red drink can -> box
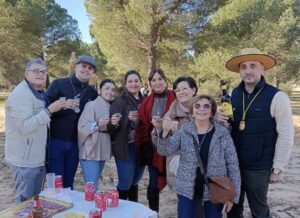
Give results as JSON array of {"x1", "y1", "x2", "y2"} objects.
[
  {"x1": 95, "y1": 191, "x2": 107, "y2": 211},
  {"x1": 89, "y1": 208, "x2": 102, "y2": 218},
  {"x1": 55, "y1": 175, "x2": 63, "y2": 188},
  {"x1": 84, "y1": 182, "x2": 95, "y2": 201},
  {"x1": 106, "y1": 189, "x2": 119, "y2": 207}
]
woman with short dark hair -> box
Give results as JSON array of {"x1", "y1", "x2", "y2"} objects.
[{"x1": 152, "y1": 76, "x2": 198, "y2": 190}]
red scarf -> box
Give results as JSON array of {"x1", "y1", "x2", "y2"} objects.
[{"x1": 135, "y1": 90, "x2": 176, "y2": 190}]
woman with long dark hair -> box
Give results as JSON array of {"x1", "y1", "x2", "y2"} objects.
[
  {"x1": 78, "y1": 79, "x2": 116, "y2": 191},
  {"x1": 135, "y1": 68, "x2": 176, "y2": 211},
  {"x1": 107, "y1": 70, "x2": 145, "y2": 202}
]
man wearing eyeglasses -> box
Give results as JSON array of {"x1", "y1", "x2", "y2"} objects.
[
  {"x1": 46, "y1": 55, "x2": 98, "y2": 189},
  {"x1": 218, "y1": 48, "x2": 294, "y2": 218},
  {"x1": 5, "y1": 59, "x2": 65, "y2": 203}
]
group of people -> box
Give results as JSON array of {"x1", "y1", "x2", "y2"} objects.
[{"x1": 5, "y1": 47, "x2": 294, "y2": 218}]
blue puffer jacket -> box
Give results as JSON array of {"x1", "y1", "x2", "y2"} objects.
[{"x1": 157, "y1": 120, "x2": 241, "y2": 203}]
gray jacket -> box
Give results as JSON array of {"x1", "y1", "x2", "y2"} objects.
[
  {"x1": 157, "y1": 120, "x2": 241, "y2": 203},
  {"x1": 5, "y1": 80, "x2": 50, "y2": 168}
]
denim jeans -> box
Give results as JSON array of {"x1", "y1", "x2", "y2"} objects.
[
  {"x1": 47, "y1": 138, "x2": 79, "y2": 189},
  {"x1": 115, "y1": 143, "x2": 145, "y2": 190},
  {"x1": 228, "y1": 169, "x2": 271, "y2": 218},
  {"x1": 9, "y1": 164, "x2": 46, "y2": 203},
  {"x1": 177, "y1": 195, "x2": 204, "y2": 218},
  {"x1": 178, "y1": 194, "x2": 223, "y2": 218},
  {"x1": 80, "y1": 160, "x2": 105, "y2": 191},
  {"x1": 148, "y1": 165, "x2": 159, "y2": 188},
  {"x1": 204, "y1": 201, "x2": 223, "y2": 218}
]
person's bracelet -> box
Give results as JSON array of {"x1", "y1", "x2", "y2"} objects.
[{"x1": 45, "y1": 107, "x2": 52, "y2": 117}]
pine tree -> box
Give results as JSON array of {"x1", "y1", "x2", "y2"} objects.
[{"x1": 85, "y1": 0, "x2": 221, "y2": 79}]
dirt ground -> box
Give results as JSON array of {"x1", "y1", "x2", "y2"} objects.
[{"x1": 0, "y1": 105, "x2": 299, "y2": 218}]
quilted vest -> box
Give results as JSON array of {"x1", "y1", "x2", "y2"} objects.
[{"x1": 231, "y1": 78, "x2": 279, "y2": 170}]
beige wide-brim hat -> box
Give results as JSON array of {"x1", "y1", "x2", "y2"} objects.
[{"x1": 226, "y1": 48, "x2": 276, "y2": 73}]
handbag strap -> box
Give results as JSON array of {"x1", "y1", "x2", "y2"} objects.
[{"x1": 192, "y1": 132, "x2": 210, "y2": 185}]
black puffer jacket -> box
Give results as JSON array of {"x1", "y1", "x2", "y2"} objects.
[
  {"x1": 46, "y1": 74, "x2": 98, "y2": 142},
  {"x1": 108, "y1": 91, "x2": 143, "y2": 160}
]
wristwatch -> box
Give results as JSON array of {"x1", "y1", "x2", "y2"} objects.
[{"x1": 272, "y1": 168, "x2": 282, "y2": 175}]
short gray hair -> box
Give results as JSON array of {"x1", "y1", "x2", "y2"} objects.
[{"x1": 25, "y1": 59, "x2": 47, "y2": 71}]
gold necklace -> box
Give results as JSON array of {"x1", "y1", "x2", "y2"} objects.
[{"x1": 239, "y1": 87, "x2": 263, "y2": 131}]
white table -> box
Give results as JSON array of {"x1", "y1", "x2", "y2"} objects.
[{"x1": 41, "y1": 189, "x2": 157, "y2": 218}]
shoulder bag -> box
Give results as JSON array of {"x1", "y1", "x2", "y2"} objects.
[{"x1": 192, "y1": 137, "x2": 236, "y2": 204}]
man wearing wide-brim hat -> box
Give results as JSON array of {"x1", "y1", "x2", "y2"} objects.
[{"x1": 219, "y1": 48, "x2": 294, "y2": 217}]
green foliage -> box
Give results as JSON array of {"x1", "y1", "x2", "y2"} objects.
[
  {"x1": 1, "y1": 0, "x2": 299, "y2": 90},
  {"x1": 193, "y1": 0, "x2": 300, "y2": 86},
  {"x1": 190, "y1": 48, "x2": 235, "y2": 81},
  {"x1": 0, "y1": 0, "x2": 105, "y2": 87},
  {"x1": 0, "y1": 0, "x2": 33, "y2": 85},
  {"x1": 86, "y1": 0, "x2": 300, "y2": 88},
  {"x1": 86, "y1": 0, "x2": 221, "y2": 80}
]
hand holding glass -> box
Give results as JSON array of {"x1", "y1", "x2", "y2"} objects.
[
  {"x1": 128, "y1": 110, "x2": 139, "y2": 121},
  {"x1": 111, "y1": 113, "x2": 122, "y2": 125},
  {"x1": 98, "y1": 117, "x2": 110, "y2": 127},
  {"x1": 152, "y1": 115, "x2": 163, "y2": 129},
  {"x1": 73, "y1": 95, "x2": 80, "y2": 113}
]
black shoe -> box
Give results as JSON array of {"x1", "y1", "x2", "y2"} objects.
[
  {"x1": 128, "y1": 185, "x2": 138, "y2": 202},
  {"x1": 117, "y1": 188, "x2": 129, "y2": 200},
  {"x1": 147, "y1": 186, "x2": 159, "y2": 212}
]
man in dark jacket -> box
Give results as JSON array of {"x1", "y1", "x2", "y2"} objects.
[
  {"x1": 46, "y1": 55, "x2": 98, "y2": 189},
  {"x1": 219, "y1": 48, "x2": 294, "y2": 218}
]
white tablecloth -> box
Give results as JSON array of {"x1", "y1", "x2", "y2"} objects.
[{"x1": 41, "y1": 189, "x2": 157, "y2": 218}]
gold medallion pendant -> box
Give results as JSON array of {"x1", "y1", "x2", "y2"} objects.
[{"x1": 239, "y1": 120, "x2": 245, "y2": 131}]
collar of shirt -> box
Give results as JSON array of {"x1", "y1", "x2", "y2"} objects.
[
  {"x1": 238, "y1": 75, "x2": 266, "y2": 95},
  {"x1": 70, "y1": 73, "x2": 88, "y2": 88}
]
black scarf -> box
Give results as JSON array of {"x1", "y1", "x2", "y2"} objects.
[{"x1": 25, "y1": 79, "x2": 48, "y2": 107}]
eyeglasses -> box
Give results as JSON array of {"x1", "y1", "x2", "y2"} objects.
[
  {"x1": 174, "y1": 87, "x2": 190, "y2": 93},
  {"x1": 193, "y1": 103, "x2": 211, "y2": 110},
  {"x1": 28, "y1": 69, "x2": 48, "y2": 75}
]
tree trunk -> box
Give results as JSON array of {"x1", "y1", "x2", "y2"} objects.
[
  {"x1": 148, "y1": 44, "x2": 157, "y2": 75},
  {"x1": 69, "y1": 52, "x2": 76, "y2": 76},
  {"x1": 40, "y1": 51, "x2": 50, "y2": 88},
  {"x1": 147, "y1": 0, "x2": 183, "y2": 75},
  {"x1": 148, "y1": 25, "x2": 159, "y2": 75},
  {"x1": 273, "y1": 76, "x2": 279, "y2": 87}
]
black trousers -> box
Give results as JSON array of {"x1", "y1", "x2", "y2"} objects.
[{"x1": 228, "y1": 169, "x2": 272, "y2": 218}]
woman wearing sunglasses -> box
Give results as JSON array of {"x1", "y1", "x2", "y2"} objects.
[{"x1": 157, "y1": 95, "x2": 241, "y2": 218}]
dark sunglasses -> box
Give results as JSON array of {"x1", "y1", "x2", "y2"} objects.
[{"x1": 193, "y1": 103, "x2": 211, "y2": 110}]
